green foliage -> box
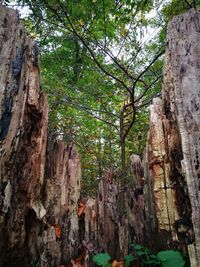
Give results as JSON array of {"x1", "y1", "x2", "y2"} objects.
[
  {"x1": 157, "y1": 250, "x2": 185, "y2": 267},
  {"x1": 10, "y1": 0, "x2": 195, "y2": 194},
  {"x1": 93, "y1": 253, "x2": 111, "y2": 267},
  {"x1": 130, "y1": 243, "x2": 161, "y2": 266},
  {"x1": 15, "y1": 0, "x2": 161, "y2": 193},
  {"x1": 124, "y1": 254, "x2": 136, "y2": 267},
  {"x1": 93, "y1": 245, "x2": 188, "y2": 267}
]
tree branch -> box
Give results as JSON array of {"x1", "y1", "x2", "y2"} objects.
[
  {"x1": 52, "y1": 0, "x2": 132, "y2": 94},
  {"x1": 134, "y1": 74, "x2": 162, "y2": 103},
  {"x1": 132, "y1": 49, "x2": 165, "y2": 90},
  {"x1": 58, "y1": 97, "x2": 120, "y2": 131}
]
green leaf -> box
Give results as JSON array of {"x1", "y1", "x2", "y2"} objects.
[
  {"x1": 130, "y1": 243, "x2": 144, "y2": 251},
  {"x1": 93, "y1": 253, "x2": 111, "y2": 266},
  {"x1": 157, "y1": 250, "x2": 185, "y2": 267},
  {"x1": 124, "y1": 254, "x2": 136, "y2": 267},
  {"x1": 136, "y1": 251, "x2": 146, "y2": 256}
]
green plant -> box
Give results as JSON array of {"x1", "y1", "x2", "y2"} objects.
[
  {"x1": 130, "y1": 243, "x2": 161, "y2": 267},
  {"x1": 124, "y1": 254, "x2": 136, "y2": 267},
  {"x1": 93, "y1": 253, "x2": 111, "y2": 267},
  {"x1": 157, "y1": 250, "x2": 185, "y2": 267},
  {"x1": 93, "y1": 245, "x2": 188, "y2": 267}
]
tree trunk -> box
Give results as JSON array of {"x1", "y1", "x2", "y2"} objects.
[
  {"x1": 0, "y1": 7, "x2": 48, "y2": 265},
  {"x1": 142, "y1": 8, "x2": 200, "y2": 266},
  {"x1": 120, "y1": 137, "x2": 126, "y2": 186},
  {"x1": 84, "y1": 158, "x2": 145, "y2": 260},
  {"x1": 120, "y1": 110, "x2": 126, "y2": 186},
  {"x1": 162, "y1": 9, "x2": 200, "y2": 266},
  {"x1": 0, "y1": 6, "x2": 81, "y2": 267},
  {"x1": 143, "y1": 98, "x2": 192, "y2": 250}
]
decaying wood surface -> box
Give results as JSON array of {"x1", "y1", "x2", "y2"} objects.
[
  {"x1": 144, "y1": 98, "x2": 193, "y2": 251},
  {"x1": 84, "y1": 158, "x2": 145, "y2": 260},
  {"x1": 43, "y1": 141, "x2": 81, "y2": 266},
  {"x1": 161, "y1": 8, "x2": 200, "y2": 267},
  {"x1": 0, "y1": 6, "x2": 81, "y2": 267},
  {"x1": 0, "y1": 5, "x2": 48, "y2": 265}
]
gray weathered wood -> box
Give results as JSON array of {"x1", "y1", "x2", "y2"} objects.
[{"x1": 163, "y1": 9, "x2": 200, "y2": 267}]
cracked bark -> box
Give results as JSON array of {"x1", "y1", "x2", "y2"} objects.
[
  {"x1": 0, "y1": 6, "x2": 81, "y2": 267},
  {"x1": 162, "y1": 9, "x2": 200, "y2": 266},
  {"x1": 143, "y1": 9, "x2": 200, "y2": 266}
]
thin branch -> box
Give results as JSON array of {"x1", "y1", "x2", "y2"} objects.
[
  {"x1": 183, "y1": 0, "x2": 193, "y2": 8},
  {"x1": 115, "y1": 2, "x2": 140, "y2": 58},
  {"x1": 89, "y1": 36, "x2": 143, "y2": 83},
  {"x1": 123, "y1": 96, "x2": 136, "y2": 140},
  {"x1": 53, "y1": 0, "x2": 132, "y2": 94},
  {"x1": 136, "y1": 92, "x2": 162, "y2": 109},
  {"x1": 58, "y1": 97, "x2": 120, "y2": 131},
  {"x1": 132, "y1": 49, "x2": 165, "y2": 89},
  {"x1": 134, "y1": 74, "x2": 162, "y2": 103}
]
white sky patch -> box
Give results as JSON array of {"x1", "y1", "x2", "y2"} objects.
[{"x1": 7, "y1": 0, "x2": 31, "y2": 18}]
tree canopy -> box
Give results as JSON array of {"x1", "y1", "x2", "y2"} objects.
[{"x1": 3, "y1": 0, "x2": 198, "y2": 195}]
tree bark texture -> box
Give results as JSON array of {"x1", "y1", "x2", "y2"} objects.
[
  {"x1": 161, "y1": 8, "x2": 200, "y2": 266},
  {"x1": 142, "y1": 8, "x2": 200, "y2": 267},
  {"x1": 83, "y1": 160, "x2": 145, "y2": 261},
  {"x1": 144, "y1": 98, "x2": 193, "y2": 251},
  {"x1": 0, "y1": 6, "x2": 81, "y2": 267}
]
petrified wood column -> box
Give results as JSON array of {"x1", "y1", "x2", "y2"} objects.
[
  {"x1": 0, "y1": 5, "x2": 48, "y2": 265},
  {"x1": 144, "y1": 9, "x2": 200, "y2": 267},
  {"x1": 84, "y1": 159, "x2": 145, "y2": 260},
  {"x1": 0, "y1": 6, "x2": 81, "y2": 267},
  {"x1": 163, "y1": 9, "x2": 200, "y2": 267}
]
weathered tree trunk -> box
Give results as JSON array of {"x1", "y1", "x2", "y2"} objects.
[
  {"x1": 143, "y1": 8, "x2": 200, "y2": 266},
  {"x1": 162, "y1": 8, "x2": 200, "y2": 266},
  {"x1": 84, "y1": 159, "x2": 145, "y2": 260},
  {"x1": 42, "y1": 141, "x2": 81, "y2": 266},
  {"x1": 143, "y1": 98, "x2": 192, "y2": 252},
  {"x1": 0, "y1": 6, "x2": 81, "y2": 267},
  {"x1": 0, "y1": 5, "x2": 48, "y2": 265}
]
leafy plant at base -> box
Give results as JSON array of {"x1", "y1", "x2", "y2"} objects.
[
  {"x1": 93, "y1": 253, "x2": 111, "y2": 267},
  {"x1": 130, "y1": 243, "x2": 161, "y2": 266},
  {"x1": 93, "y1": 245, "x2": 188, "y2": 267},
  {"x1": 124, "y1": 254, "x2": 136, "y2": 267},
  {"x1": 157, "y1": 250, "x2": 185, "y2": 267}
]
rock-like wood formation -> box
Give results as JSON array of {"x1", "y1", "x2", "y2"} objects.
[
  {"x1": 83, "y1": 159, "x2": 145, "y2": 260},
  {"x1": 0, "y1": 6, "x2": 81, "y2": 267},
  {"x1": 143, "y1": 8, "x2": 200, "y2": 267},
  {"x1": 162, "y1": 8, "x2": 200, "y2": 266}
]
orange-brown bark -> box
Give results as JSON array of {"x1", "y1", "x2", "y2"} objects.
[{"x1": 0, "y1": 6, "x2": 81, "y2": 267}]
